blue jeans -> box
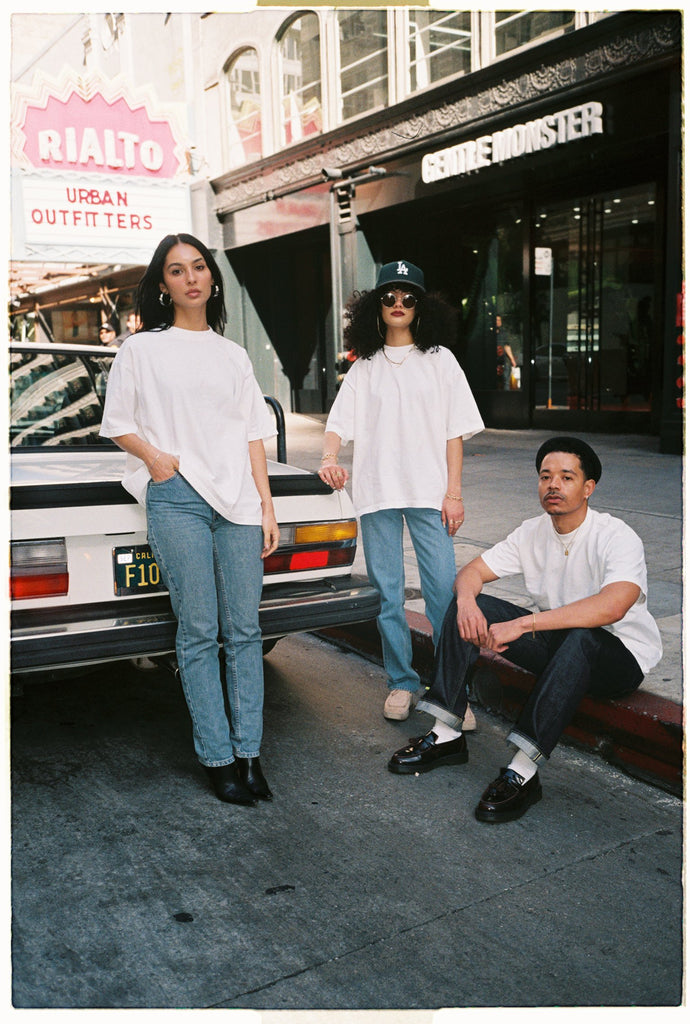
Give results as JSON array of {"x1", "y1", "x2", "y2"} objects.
[
  {"x1": 360, "y1": 507, "x2": 457, "y2": 692},
  {"x1": 146, "y1": 472, "x2": 265, "y2": 767},
  {"x1": 417, "y1": 593, "x2": 644, "y2": 760}
]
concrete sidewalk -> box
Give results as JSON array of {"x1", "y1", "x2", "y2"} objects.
[{"x1": 267, "y1": 413, "x2": 683, "y2": 793}]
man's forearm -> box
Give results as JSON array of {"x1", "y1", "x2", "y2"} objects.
[
  {"x1": 525, "y1": 583, "x2": 640, "y2": 633},
  {"x1": 483, "y1": 581, "x2": 642, "y2": 652}
]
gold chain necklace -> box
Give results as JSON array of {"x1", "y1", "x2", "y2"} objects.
[
  {"x1": 552, "y1": 521, "x2": 581, "y2": 556},
  {"x1": 383, "y1": 346, "x2": 415, "y2": 368}
]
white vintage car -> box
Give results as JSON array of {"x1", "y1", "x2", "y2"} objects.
[{"x1": 9, "y1": 341, "x2": 379, "y2": 675}]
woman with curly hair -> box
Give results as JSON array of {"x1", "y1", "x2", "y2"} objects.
[{"x1": 319, "y1": 260, "x2": 484, "y2": 722}]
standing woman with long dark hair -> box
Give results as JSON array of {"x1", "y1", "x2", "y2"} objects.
[
  {"x1": 319, "y1": 260, "x2": 484, "y2": 723},
  {"x1": 100, "y1": 233, "x2": 279, "y2": 806}
]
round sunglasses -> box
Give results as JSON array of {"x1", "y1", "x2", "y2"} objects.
[{"x1": 380, "y1": 291, "x2": 418, "y2": 309}]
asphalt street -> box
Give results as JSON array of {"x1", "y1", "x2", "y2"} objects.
[{"x1": 9, "y1": 634, "x2": 683, "y2": 1011}]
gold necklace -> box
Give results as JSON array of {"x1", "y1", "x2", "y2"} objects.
[
  {"x1": 383, "y1": 346, "x2": 415, "y2": 367},
  {"x1": 552, "y1": 521, "x2": 581, "y2": 556}
]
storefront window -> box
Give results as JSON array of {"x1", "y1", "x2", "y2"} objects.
[
  {"x1": 407, "y1": 10, "x2": 471, "y2": 92},
  {"x1": 459, "y1": 211, "x2": 525, "y2": 394},
  {"x1": 278, "y1": 14, "x2": 322, "y2": 146},
  {"x1": 533, "y1": 184, "x2": 657, "y2": 412},
  {"x1": 337, "y1": 9, "x2": 388, "y2": 121},
  {"x1": 225, "y1": 48, "x2": 263, "y2": 168},
  {"x1": 494, "y1": 11, "x2": 575, "y2": 56}
]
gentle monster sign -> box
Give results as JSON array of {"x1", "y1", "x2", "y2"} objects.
[{"x1": 421, "y1": 101, "x2": 604, "y2": 184}]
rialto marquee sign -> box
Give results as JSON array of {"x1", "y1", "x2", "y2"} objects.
[
  {"x1": 421, "y1": 101, "x2": 604, "y2": 183},
  {"x1": 11, "y1": 70, "x2": 192, "y2": 261}
]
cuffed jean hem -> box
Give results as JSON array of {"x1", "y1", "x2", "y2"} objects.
[
  {"x1": 199, "y1": 748, "x2": 261, "y2": 768},
  {"x1": 507, "y1": 729, "x2": 548, "y2": 763},
  {"x1": 199, "y1": 756, "x2": 236, "y2": 769},
  {"x1": 416, "y1": 697, "x2": 464, "y2": 730}
]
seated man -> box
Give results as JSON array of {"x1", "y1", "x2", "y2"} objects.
[{"x1": 388, "y1": 436, "x2": 662, "y2": 823}]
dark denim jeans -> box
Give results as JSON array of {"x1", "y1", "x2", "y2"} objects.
[{"x1": 416, "y1": 593, "x2": 644, "y2": 761}]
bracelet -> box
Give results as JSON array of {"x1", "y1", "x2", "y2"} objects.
[
  {"x1": 321, "y1": 452, "x2": 337, "y2": 463},
  {"x1": 446, "y1": 492, "x2": 463, "y2": 501},
  {"x1": 532, "y1": 611, "x2": 536, "y2": 638},
  {"x1": 149, "y1": 451, "x2": 162, "y2": 472}
]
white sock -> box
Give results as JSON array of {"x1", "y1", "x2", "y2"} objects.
[
  {"x1": 507, "y1": 748, "x2": 538, "y2": 783},
  {"x1": 432, "y1": 719, "x2": 462, "y2": 743}
]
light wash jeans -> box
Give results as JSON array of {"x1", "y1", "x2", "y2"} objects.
[
  {"x1": 360, "y1": 507, "x2": 457, "y2": 693},
  {"x1": 146, "y1": 472, "x2": 265, "y2": 767}
]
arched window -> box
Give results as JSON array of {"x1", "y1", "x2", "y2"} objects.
[
  {"x1": 224, "y1": 47, "x2": 262, "y2": 168},
  {"x1": 277, "y1": 13, "x2": 322, "y2": 146},
  {"x1": 337, "y1": 8, "x2": 388, "y2": 121}
]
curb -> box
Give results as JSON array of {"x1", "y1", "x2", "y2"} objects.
[{"x1": 316, "y1": 610, "x2": 683, "y2": 798}]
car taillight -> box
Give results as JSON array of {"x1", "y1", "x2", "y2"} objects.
[
  {"x1": 263, "y1": 520, "x2": 357, "y2": 575},
  {"x1": 10, "y1": 539, "x2": 69, "y2": 599}
]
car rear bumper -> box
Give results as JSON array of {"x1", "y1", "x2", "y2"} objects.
[{"x1": 11, "y1": 575, "x2": 381, "y2": 673}]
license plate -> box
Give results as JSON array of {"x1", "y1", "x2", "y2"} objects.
[{"x1": 113, "y1": 544, "x2": 167, "y2": 596}]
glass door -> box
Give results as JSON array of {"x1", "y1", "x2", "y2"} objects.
[{"x1": 532, "y1": 184, "x2": 657, "y2": 414}]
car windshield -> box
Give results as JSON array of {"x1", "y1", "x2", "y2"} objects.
[{"x1": 10, "y1": 348, "x2": 117, "y2": 448}]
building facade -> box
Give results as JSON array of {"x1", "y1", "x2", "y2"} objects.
[{"x1": 10, "y1": 9, "x2": 683, "y2": 452}]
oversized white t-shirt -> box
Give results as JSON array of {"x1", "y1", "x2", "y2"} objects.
[
  {"x1": 99, "y1": 326, "x2": 276, "y2": 524},
  {"x1": 481, "y1": 507, "x2": 662, "y2": 675},
  {"x1": 325, "y1": 344, "x2": 484, "y2": 516}
]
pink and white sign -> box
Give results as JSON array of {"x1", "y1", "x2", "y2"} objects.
[
  {"x1": 24, "y1": 92, "x2": 179, "y2": 178},
  {"x1": 13, "y1": 70, "x2": 188, "y2": 179},
  {"x1": 12, "y1": 70, "x2": 191, "y2": 260}
]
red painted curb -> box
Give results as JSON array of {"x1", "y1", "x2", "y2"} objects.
[{"x1": 317, "y1": 611, "x2": 683, "y2": 797}]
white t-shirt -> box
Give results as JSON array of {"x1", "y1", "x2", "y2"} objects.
[
  {"x1": 325, "y1": 344, "x2": 484, "y2": 516},
  {"x1": 481, "y1": 507, "x2": 663, "y2": 675},
  {"x1": 99, "y1": 326, "x2": 277, "y2": 524}
]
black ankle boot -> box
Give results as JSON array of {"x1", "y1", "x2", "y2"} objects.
[
  {"x1": 204, "y1": 763, "x2": 257, "y2": 806},
  {"x1": 236, "y1": 757, "x2": 273, "y2": 801}
]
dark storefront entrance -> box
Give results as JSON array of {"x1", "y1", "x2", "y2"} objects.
[
  {"x1": 216, "y1": 43, "x2": 680, "y2": 449},
  {"x1": 359, "y1": 182, "x2": 662, "y2": 434},
  {"x1": 354, "y1": 73, "x2": 671, "y2": 435},
  {"x1": 230, "y1": 169, "x2": 665, "y2": 433}
]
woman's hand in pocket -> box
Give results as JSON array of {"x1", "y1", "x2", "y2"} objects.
[{"x1": 149, "y1": 451, "x2": 179, "y2": 482}]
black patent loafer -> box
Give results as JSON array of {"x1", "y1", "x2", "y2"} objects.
[
  {"x1": 388, "y1": 730, "x2": 468, "y2": 775},
  {"x1": 474, "y1": 767, "x2": 542, "y2": 823},
  {"x1": 205, "y1": 763, "x2": 257, "y2": 806},
  {"x1": 236, "y1": 756, "x2": 273, "y2": 801}
]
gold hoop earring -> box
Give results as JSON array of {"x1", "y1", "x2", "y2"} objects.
[{"x1": 377, "y1": 315, "x2": 385, "y2": 340}]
